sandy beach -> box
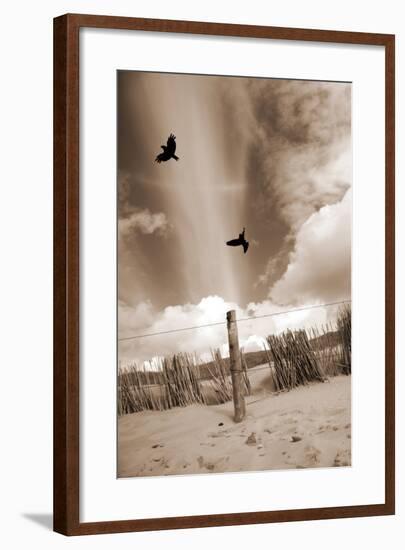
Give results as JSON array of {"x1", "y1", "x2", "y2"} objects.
[{"x1": 118, "y1": 370, "x2": 351, "y2": 478}]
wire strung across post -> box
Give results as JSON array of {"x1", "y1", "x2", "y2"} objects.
[{"x1": 118, "y1": 299, "x2": 351, "y2": 342}]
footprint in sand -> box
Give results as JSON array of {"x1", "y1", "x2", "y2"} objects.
[
  {"x1": 296, "y1": 445, "x2": 321, "y2": 468},
  {"x1": 333, "y1": 449, "x2": 351, "y2": 467},
  {"x1": 290, "y1": 435, "x2": 302, "y2": 442},
  {"x1": 153, "y1": 457, "x2": 170, "y2": 469},
  {"x1": 197, "y1": 455, "x2": 218, "y2": 471},
  {"x1": 245, "y1": 433, "x2": 257, "y2": 446},
  {"x1": 306, "y1": 446, "x2": 321, "y2": 464},
  {"x1": 318, "y1": 424, "x2": 339, "y2": 433},
  {"x1": 208, "y1": 430, "x2": 228, "y2": 438}
]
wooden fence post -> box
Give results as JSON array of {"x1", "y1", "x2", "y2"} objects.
[{"x1": 226, "y1": 310, "x2": 246, "y2": 423}]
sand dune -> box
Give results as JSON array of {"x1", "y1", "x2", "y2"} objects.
[{"x1": 118, "y1": 373, "x2": 351, "y2": 478}]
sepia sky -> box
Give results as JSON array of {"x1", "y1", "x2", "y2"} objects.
[{"x1": 117, "y1": 71, "x2": 351, "y2": 364}]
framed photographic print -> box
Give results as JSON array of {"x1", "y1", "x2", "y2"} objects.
[{"x1": 53, "y1": 14, "x2": 395, "y2": 535}]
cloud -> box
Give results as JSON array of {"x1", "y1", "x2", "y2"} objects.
[
  {"x1": 119, "y1": 295, "x2": 238, "y2": 365},
  {"x1": 118, "y1": 208, "x2": 170, "y2": 239},
  {"x1": 270, "y1": 188, "x2": 351, "y2": 306},
  {"x1": 249, "y1": 79, "x2": 351, "y2": 230},
  {"x1": 245, "y1": 79, "x2": 351, "y2": 291},
  {"x1": 264, "y1": 142, "x2": 351, "y2": 230},
  {"x1": 118, "y1": 295, "x2": 340, "y2": 366}
]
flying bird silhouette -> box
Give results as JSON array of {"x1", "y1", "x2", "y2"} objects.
[
  {"x1": 226, "y1": 227, "x2": 249, "y2": 254},
  {"x1": 155, "y1": 133, "x2": 179, "y2": 163}
]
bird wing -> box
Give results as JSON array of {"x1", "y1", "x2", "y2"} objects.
[
  {"x1": 226, "y1": 238, "x2": 242, "y2": 247},
  {"x1": 155, "y1": 152, "x2": 164, "y2": 163},
  {"x1": 243, "y1": 241, "x2": 249, "y2": 254},
  {"x1": 166, "y1": 133, "x2": 176, "y2": 155}
]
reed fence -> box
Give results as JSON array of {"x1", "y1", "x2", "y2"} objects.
[{"x1": 118, "y1": 305, "x2": 351, "y2": 416}]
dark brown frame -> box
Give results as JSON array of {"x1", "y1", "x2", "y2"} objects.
[{"x1": 54, "y1": 13, "x2": 395, "y2": 536}]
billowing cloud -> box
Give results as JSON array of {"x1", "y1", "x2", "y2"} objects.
[
  {"x1": 270, "y1": 188, "x2": 351, "y2": 306},
  {"x1": 118, "y1": 295, "x2": 340, "y2": 366},
  {"x1": 249, "y1": 79, "x2": 351, "y2": 230},
  {"x1": 119, "y1": 295, "x2": 235, "y2": 365},
  {"x1": 118, "y1": 208, "x2": 170, "y2": 239},
  {"x1": 242, "y1": 79, "x2": 351, "y2": 292}
]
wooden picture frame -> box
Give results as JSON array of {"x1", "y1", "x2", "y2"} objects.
[{"x1": 54, "y1": 13, "x2": 395, "y2": 536}]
